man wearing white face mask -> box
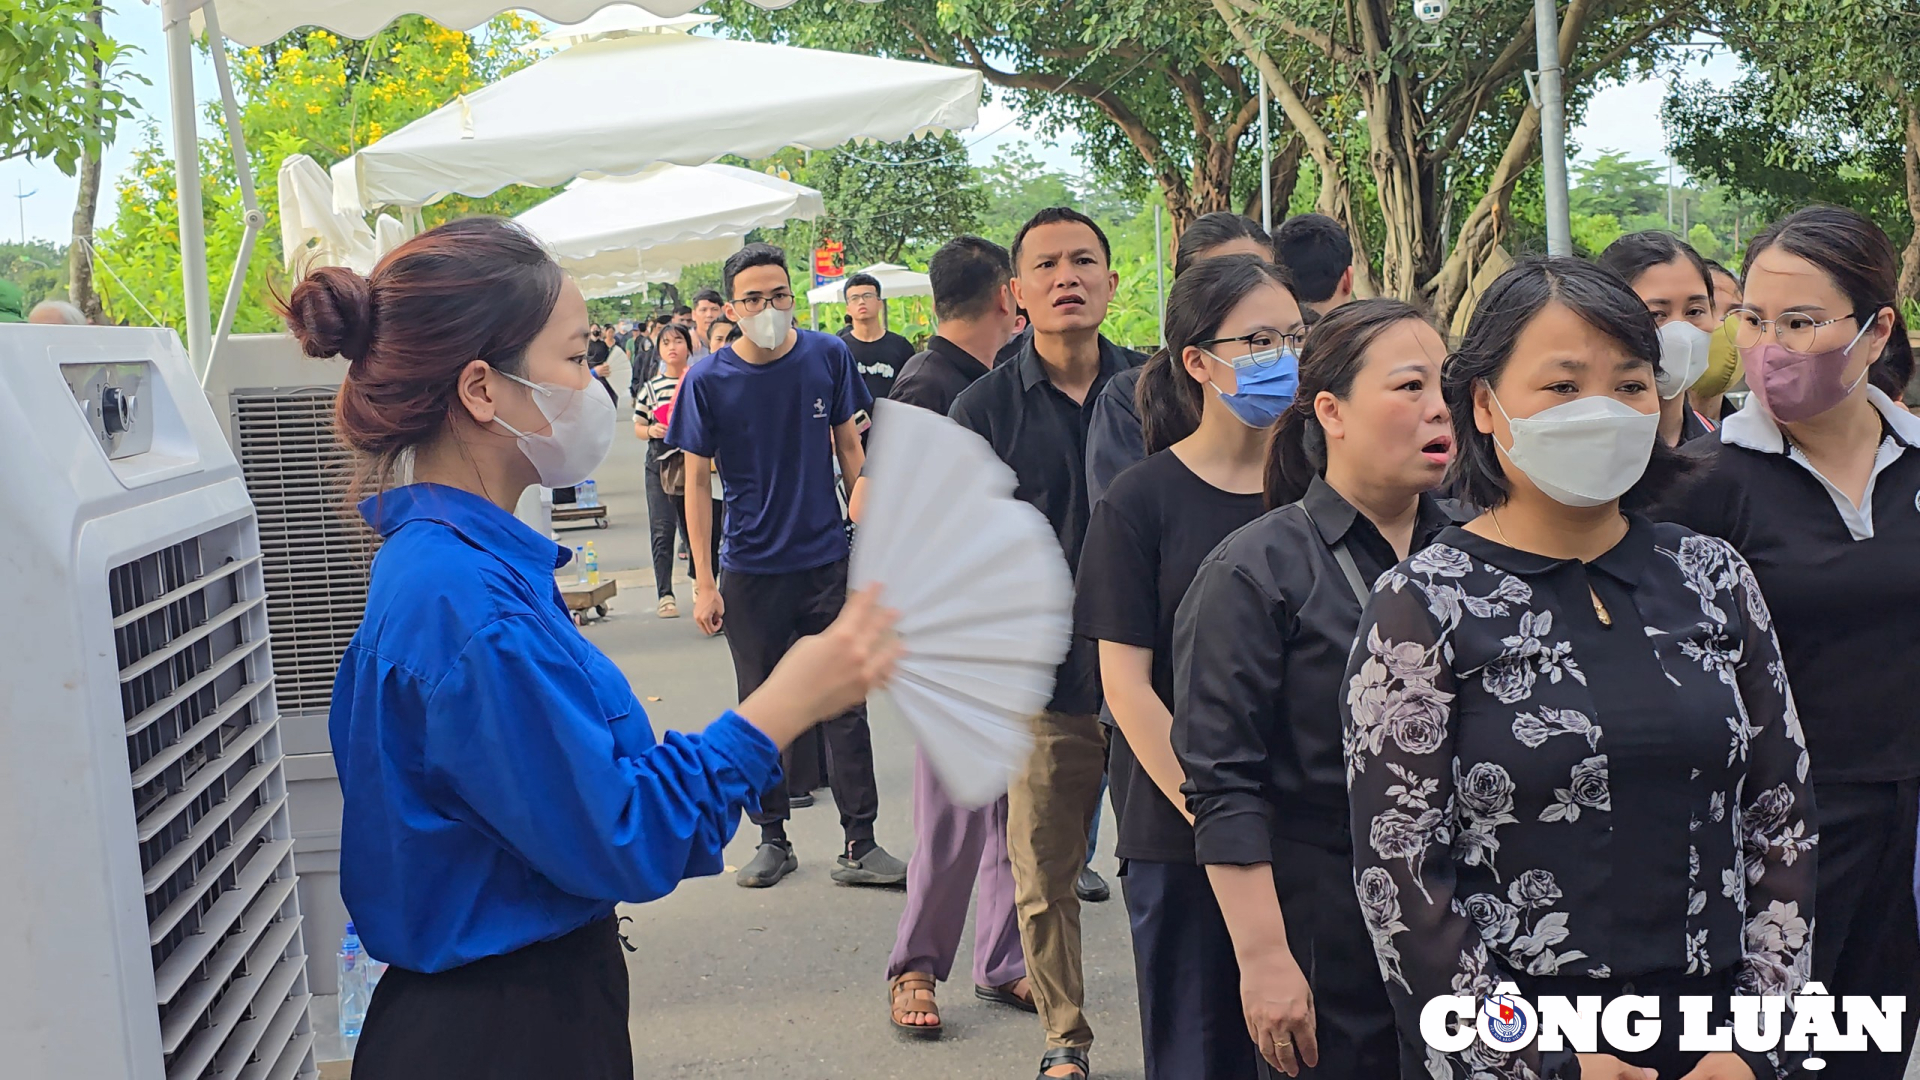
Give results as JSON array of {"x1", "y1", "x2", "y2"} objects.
[
  {"x1": 1344, "y1": 257, "x2": 1814, "y2": 1080},
  {"x1": 665, "y1": 242, "x2": 906, "y2": 890}
]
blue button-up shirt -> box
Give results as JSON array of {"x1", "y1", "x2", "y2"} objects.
[{"x1": 329, "y1": 484, "x2": 779, "y2": 973}]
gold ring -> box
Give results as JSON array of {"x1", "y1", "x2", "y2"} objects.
[{"x1": 1274, "y1": 1037, "x2": 1293, "y2": 1048}]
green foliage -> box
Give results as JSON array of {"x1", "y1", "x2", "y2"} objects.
[
  {"x1": 0, "y1": 0, "x2": 143, "y2": 175},
  {"x1": 1571, "y1": 212, "x2": 1623, "y2": 259},
  {"x1": 0, "y1": 240, "x2": 69, "y2": 309},
  {"x1": 1571, "y1": 152, "x2": 1668, "y2": 220},
  {"x1": 93, "y1": 16, "x2": 554, "y2": 334},
  {"x1": 1663, "y1": 74, "x2": 1909, "y2": 245},
  {"x1": 803, "y1": 133, "x2": 985, "y2": 265},
  {"x1": 1688, "y1": 222, "x2": 1723, "y2": 261}
]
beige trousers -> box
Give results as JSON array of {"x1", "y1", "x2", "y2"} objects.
[{"x1": 1005, "y1": 711, "x2": 1107, "y2": 1051}]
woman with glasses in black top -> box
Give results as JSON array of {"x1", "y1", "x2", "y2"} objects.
[
  {"x1": 1662, "y1": 205, "x2": 1920, "y2": 1078},
  {"x1": 1074, "y1": 255, "x2": 1305, "y2": 1079}
]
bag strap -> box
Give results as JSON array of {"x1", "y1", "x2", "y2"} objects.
[{"x1": 1299, "y1": 504, "x2": 1372, "y2": 606}]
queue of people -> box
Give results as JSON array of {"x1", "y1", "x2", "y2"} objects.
[{"x1": 299, "y1": 195, "x2": 1920, "y2": 1080}]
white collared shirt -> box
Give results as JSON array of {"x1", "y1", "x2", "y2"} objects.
[{"x1": 1719, "y1": 386, "x2": 1920, "y2": 540}]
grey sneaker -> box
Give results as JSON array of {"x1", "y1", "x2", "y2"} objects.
[
  {"x1": 832, "y1": 843, "x2": 908, "y2": 887},
  {"x1": 736, "y1": 842, "x2": 797, "y2": 888}
]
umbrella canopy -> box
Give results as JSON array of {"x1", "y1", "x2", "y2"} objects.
[
  {"x1": 278, "y1": 153, "x2": 415, "y2": 275},
  {"x1": 516, "y1": 162, "x2": 823, "y2": 297},
  {"x1": 808, "y1": 263, "x2": 933, "y2": 306},
  {"x1": 167, "y1": 0, "x2": 863, "y2": 48},
  {"x1": 329, "y1": 29, "x2": 980, "y2": 213}
]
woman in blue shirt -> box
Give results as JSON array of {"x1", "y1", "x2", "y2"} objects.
[{"x1": 284, "y1": 217, "x2": 899, "y2": 1079}]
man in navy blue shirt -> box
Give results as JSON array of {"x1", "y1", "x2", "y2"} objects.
[{"x1": 667, "y1": 243, "x2": 905, "y2": 890}]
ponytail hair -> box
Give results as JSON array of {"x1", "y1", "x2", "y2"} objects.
[
  {"x1": 1266, "y1": 298, "x2": 1429, "y2": 508},
  {"x1": 1136, "y1": 254, "x2": 1297, "y2": 455}
]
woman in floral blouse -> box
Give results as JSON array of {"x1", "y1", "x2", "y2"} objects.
[{"x1": 1342, "y1": 258, "x2": 1814, "y2": 1080}]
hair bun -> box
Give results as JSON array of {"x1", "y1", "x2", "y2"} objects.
[{"x1": 284, "y1": 265, "x2": 375, "y2": 363}]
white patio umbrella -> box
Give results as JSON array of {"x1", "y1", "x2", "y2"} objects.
[
  {"x1": 807, "y1": 263, "x2": 933, "y2": 305},
  {"x1": 277, "y1": 153, "x2": 414, "y2": 276},
  {"x1": 327, "y1": 27, "x2": 981, "y2": 213},
  {"x1": 515, "y1": 162, "x2": 823, "y2": 298}
]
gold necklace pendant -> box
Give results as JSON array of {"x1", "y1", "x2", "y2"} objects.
[{"x1": 1590, "y1": 586, "x2": 1612, "y2": 627}]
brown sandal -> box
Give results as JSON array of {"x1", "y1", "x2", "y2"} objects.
[{"x1": 888, "y1": 971, "x2": 943, "y2": 1039}]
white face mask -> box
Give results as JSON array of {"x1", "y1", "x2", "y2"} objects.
[
  {"x1": 491, "y1": 370, "x2": 616, "y2": 489},
  {"x1": 1489, "y1": 389, "x2": 1659, "y2": 508},
  {"x1": 1655, "y1": 320, "x2": 1713, "y2": 400},
  {"x1": 739, "y1": 305, "x2": 794, "y2": 350}
]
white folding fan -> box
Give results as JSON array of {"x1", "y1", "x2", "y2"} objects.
[{"x1": 851, "y1": 399, "x2": 1074, "y2": 806}]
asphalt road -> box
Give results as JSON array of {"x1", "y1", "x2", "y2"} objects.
[{"x1": 573, "y1": 428, "x2": 1148, "y2": 1079}]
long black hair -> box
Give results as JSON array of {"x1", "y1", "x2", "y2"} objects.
[
  {"x1": 1267, "y1": 298, "x2": 1429, "y2": 508},
  {"x1": 1745, "y1": 204, "x2": 1914, "y2": 403},
  {"x1": 1174, "y1": 212, "x2": 1271, "y2": 277},
  {"x1": 1442, "y1": 257, "x2": 1691, "y2": 512},
  {"x1": 1135, "y1": 255, "x2": 1297, "y2": 455},
  {"x1": 1597, "y1": 230, "x2": 1713, "y2": 297}
]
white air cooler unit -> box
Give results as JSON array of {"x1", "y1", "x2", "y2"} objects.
[
  {"x1": 0, "y1": 324, "x2": 317, "y2": 1080},
  {"x1": 200, "y1": 333, "x2": 368, "y2": 1048}
]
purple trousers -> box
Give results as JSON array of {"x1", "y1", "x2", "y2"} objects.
[{"x1": 885, "y1": 749, "x2": 1026, "y2": 989}]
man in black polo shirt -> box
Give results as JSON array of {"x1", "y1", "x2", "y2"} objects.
[{"x1": 949, "y1": 207, "x2": 1143, "y2": 1080}]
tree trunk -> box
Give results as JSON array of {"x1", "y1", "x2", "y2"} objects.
[
  {"x1": 67, "y1": 0, "x2": 106, "y2": 323},
  {"x1": 1899, "y1": 95, "x2": 1920, "y2": 304}
]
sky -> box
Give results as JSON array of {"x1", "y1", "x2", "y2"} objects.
[{"x1": 0, "y1": 6, "x2": 1745, "y2": 249}]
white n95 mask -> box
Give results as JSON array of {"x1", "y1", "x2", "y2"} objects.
[
  {"x1": 741, "y1": 305, "x2": 794, "y2": 349},
  {"x1": 1655, "y1": 320, "x2": 1713, "y2": 400},
  {"x1": 1490, "y1": 390, "x2": 1659, "y2": 508},
  {"x1": 492, "y1": 370, "x2": 616, "y2": 489}
]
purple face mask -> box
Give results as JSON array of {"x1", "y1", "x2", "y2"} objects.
[{"x1": 1742, "y1": 320, "x2": 1873, "y2": 424}]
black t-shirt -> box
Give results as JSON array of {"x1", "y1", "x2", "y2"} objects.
[
  {"x1": 1073, "y1": 449, "x2": 1264, "y2": 862},
  {"x1": 841, "y1": 329, "x2": 916, "y2": 403}
]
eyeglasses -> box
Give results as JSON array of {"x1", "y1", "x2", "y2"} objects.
[
  {"x1": 1726, "y1": 309, "x2": 1865, "y2": 353},
  {"x1": 1196, "y1": 328, "x2": 1304, "y2": 364},
  {"x1": 844, "y1": 291, "x2": 880, "y2": 304},
  {"x1": 731, "y1": 290, "x2": 797, "y2": 314}
]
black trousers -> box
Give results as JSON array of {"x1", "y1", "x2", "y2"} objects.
[
  {"x1": 1267, "y1": 837, "x2": 1404, "y2": 1080},
  {"x1": 1122, "y1": 859, "x2": 1258, "y2": 1079},
  {"x1": 1808, "y1": 778, "x2": 1920, "y2": 1079},
  {"x1": 351, "y1": 917, "x2": 629, "y2": 1080},
  {"x1": 719, "y1": 559, "x2": 878, "y2": 843},
  {"x1": 643, "y1": 450, "x2": 678, "y2": 599}
]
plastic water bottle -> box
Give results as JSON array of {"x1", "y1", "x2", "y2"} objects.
[
  {"x1": 574, "y1": 546, "x2": 588, "y2": 585},
  {"x1": 584, "y1": 542, "x2": 600, "y2": 587},
  {"x1": 338, "y1": 921, "x2": 371, "y2": 1042},
  {"x1": 580, "y1": 479, "x2": 598, "y2": 507}
]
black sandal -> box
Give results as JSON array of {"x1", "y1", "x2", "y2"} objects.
[
  {"x1": 1036, "y1": 1046, "x2": 1090, "y2": 1079},
  {"x1": 975, "y1": 979, "x2": 1038, "y2": 1013}
]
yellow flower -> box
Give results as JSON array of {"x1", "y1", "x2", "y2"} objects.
[
  {"x1": 367, "y1": 122, "x2": 384, "y2": 142},
  {"x1": 306, "y1": 102, "x2": 323, "y2": 114}
]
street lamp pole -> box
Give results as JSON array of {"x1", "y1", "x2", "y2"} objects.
[
  {"x1": 1259, "y1": 73, "x2": 1272, "y2": 232},
  {"x1": 1534, "y1": 0, "x2": 1571, "y2": 256}
]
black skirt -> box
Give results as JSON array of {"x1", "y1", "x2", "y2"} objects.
[{"x1": 351, "y1": 916, "x2": 631, "y2": 1080}]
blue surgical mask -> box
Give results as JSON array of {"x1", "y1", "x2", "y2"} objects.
[{"x1": 1206, "y1": 346, "x2": 1300, "y2": 429}]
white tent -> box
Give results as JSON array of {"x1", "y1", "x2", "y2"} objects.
[
  {"x1": 278, "y1": 153, "x2": 415, "y2": 276},
  {"x1": 328, "y1": 26, "x2": 981, "y2": 214},
  {"x1": 808, "y1": 263, "x2": 934, "y2": 306},
  {"x1": 167, "y1": 0, "x2": 881, "y2": 47},
  {"x1": 515, "y1": 162, "x2": 823, "y2": 299}
]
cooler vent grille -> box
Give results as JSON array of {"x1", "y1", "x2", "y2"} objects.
[
  {"x1": 231, "y1": 388, "x2": 373, "y2": 717},
  {"x1": 111, "y1": 532, "x2": 314, "y2": 1080}
]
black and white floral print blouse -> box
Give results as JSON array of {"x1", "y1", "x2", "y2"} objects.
[{"x1": 1341, "y1": 516, "x2": 1815, "y2": 1080}]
